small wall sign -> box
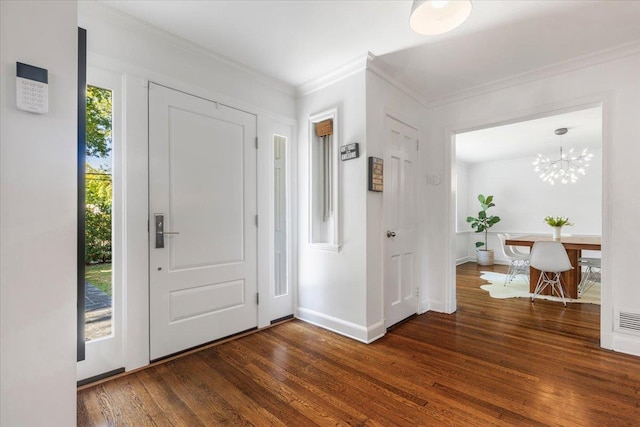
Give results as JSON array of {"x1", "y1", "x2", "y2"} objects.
[
  {"x1": 368, "y1": 157, "x2": 383, "y2": 192},
  {"x1": 340, "y1": 143, "x2": 359, "y2": 161}
]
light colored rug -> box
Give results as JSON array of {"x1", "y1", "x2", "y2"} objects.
[{"x1": 479, "y1": 271, "x2": 601, "y2": 305}]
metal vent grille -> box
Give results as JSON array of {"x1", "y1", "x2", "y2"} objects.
[{"x1": 615, "y1": 308, "x2": 640, "y2": 335}]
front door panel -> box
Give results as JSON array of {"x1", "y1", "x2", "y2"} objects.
[{"x1": 149, "y1": 83, "x2": 257, "y2": 360}]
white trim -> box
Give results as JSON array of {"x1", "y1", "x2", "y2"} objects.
[
  {"x1": 308, "y1": 108, "x2": 341, "y2": 251},
  {"x1": 297, "y1": 54, "x2": 368, "y2": 97},
  {"x1": 612, "y1": 334, "x2": 640, "y2": 357},
  {"x1": 428, "y1": 40, "x2": 640, "y2": 108},
  {"x1": 423, "y1": 299, "x2": 448, "y2": 314},
  {"x1": 366, "y1": 53, "x2": 430, "y2": 109},
  {"x1": 444, "y1": 95, "x2": 612, "y2": 346},
  {"x1": 296, "y1": 308, "x2": 385, "y2": 344}
]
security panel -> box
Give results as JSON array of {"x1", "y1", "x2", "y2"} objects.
[{"x1": 17, "y1": 62, "x2": 48, "y2": 114}]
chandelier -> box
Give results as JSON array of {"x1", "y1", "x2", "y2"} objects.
[{"x1": 533, "y1": 128, "x2": 594, "y2": 185}]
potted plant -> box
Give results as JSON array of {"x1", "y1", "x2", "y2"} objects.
[
  {"x1": 467, "y1": 194, "x2": 501, "y2": 266},
  {"x1": 544, "y1": 216, "x2": 573, "y2": 239}
]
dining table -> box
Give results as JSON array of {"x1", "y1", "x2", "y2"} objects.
[{"x1": 505, "y1": 234, "x2": 601, "y2": 299}]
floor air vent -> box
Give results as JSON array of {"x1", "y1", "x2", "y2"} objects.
[{"x1": 615, "y1": 308, "x2": 640, "y2": 336}]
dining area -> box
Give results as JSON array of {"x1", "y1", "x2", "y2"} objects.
[
  {"x1": 504, "y1": 234, "x2": 601, "y2": 303},
  {"x1": 455, "y1": 107, "x2": 603, "y2": 307}
]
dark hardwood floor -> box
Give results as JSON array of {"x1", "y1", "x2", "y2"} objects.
[{"x1": 77, "y1": 263, "x2": 640, "y2": 426}]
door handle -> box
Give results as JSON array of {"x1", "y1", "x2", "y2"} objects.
[
  {"x1": 155, "y1": 214, "x2": 180, "y2": 249},
  {"x1": 386, "y1": 230, "x2": 396, "y2": 238}
]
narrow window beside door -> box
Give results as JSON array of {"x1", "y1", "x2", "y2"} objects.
[
  {"x1": 84, "y1": 85, "x2": 113, "y2": 341},
  {"x1": 274, "y1": 134, "x2": 288, "y2": 297}
]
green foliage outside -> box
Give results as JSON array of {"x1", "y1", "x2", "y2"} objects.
[
  {"x1": 86, "y1": 164, "x2": 112, "y2": 264},
  {"x1": 85, "y1": 263, "x2": 112, "y2": 296},
  {"x1": 85, "y1": 85, "x2": 113, "y2": 281},
  {"x1": 86, "y1": 85, "x2": 112, "y2": 158}
]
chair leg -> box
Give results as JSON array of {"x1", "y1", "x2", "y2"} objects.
[
  {"x1": 531, "y1": 271, "x2": 567, "y2": 306},
  {"x1": 505, "y1": 259, "x2": 530, "y2": 286},
  {"x1": 504, "y1": 261, "x2": 517, "y2": 285},
  {"x1": 578, "y1": 265, "x2": 599, "y2": 297},
  {"x1": 549, "y1": 272, "x2": 567, "y2": 307},
  {"x1": 531, "y1": 273, "x2": 549, "y2": 302}
]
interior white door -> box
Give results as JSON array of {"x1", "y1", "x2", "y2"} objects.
[
  {"x1": 149, "y1": 83, "x2": 257, "y2": 360},
  {"x1": 384, "y1": 115, "x2": 418, "y2": 328}
]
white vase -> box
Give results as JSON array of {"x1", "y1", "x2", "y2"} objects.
[{"x1": 552, "y1": 226, "x2": 562, "y2": 240}]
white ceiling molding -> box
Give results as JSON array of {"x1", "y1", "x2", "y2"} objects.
[
  {"x1": 296, "y1": 54, "x2": 369, "y2": 97},
  {"x1": 426, "y1": 39, "x2": 640, "y2": 109},
  {"x1": 366, "y1": 53, "x2": 430, "y2": 109}
]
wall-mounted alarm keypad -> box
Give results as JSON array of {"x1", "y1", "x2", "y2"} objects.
[{"x1": 17, "y1": 62, "x2": 48, "y2": 114}]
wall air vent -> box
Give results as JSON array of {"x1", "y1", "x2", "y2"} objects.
[{"x1": 615, "y1": 308, "x2": 640, "y2": 336}]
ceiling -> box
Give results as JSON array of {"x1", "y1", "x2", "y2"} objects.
[
  {"x1": 97, "y1": 0, "x2": 640, "y2": 102},
  {"x1": 456, "y1": 106, "x2": 602, "y2": 165}
]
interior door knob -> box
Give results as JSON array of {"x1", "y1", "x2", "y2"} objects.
[{"x1": 387, "y1": 230, "x2": 396, "y2": 238}]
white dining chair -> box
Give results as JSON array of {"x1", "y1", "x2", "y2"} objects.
[
  {"x1": 578, "y1": 257, "x2": 601, "y2": 297},
  {"x1": 497, "y1": 233, "x2": 529, "y2": 285},
  {"x1": 529, "y1": 241, "x2": 573, "y2": 307},
  {"x1": 504, "y1": 233, "x2": 530, "y2": 257}
]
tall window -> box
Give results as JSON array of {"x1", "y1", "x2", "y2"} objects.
[{"x1": 84, "y1": 85, "x2": 113, "y2": 341}]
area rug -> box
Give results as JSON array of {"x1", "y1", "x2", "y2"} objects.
[{"x1": 479, "y1": 271, "x2": 601, "y2": 305}]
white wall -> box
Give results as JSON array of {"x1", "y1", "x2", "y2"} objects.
[
  {"x1": 1, "y1": 1, "x2": 78, "y2": 425},
  {"x1": 296, "y1": 69, "x2": 371, "y2": 341},
  {"x1": 458, "y1": 150, "x2": 602, "y2": 262},
  {"x1": 423, "y1": 47, "x2": 640, "y2": 356},
  {"x1": 79, "y1": 2, "x2": 297, "y2": 372}
]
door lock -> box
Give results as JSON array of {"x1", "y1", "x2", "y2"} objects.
[
  {"x1": 155, "y1": 214, "x2": 180, "y2": 248},
  {"x1": 386, "y1": 230, "x2": 396, "y2": 238}
]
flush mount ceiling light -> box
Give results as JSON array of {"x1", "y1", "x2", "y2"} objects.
[
  {"x1": 409, "y1": 0, "x2": 473, "y2": 35},
  {"x1": 533, "y1": 128, "x2": 594, "y2": 186}
]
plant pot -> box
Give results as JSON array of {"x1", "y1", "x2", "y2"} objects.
[
  {"x1": 551, "y1": 226, "x2": 562, "y2": 240},
  {"x1": 476, "y1": 249, "x2": 495, "y2": 266}
]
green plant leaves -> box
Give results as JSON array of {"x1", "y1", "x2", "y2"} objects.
[{"x1": 468, "y1": 194, "x2": 501, "y2": 249}]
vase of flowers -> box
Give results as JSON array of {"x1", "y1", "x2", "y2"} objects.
[{"x1": 544, "y1": 216, "x2": 573, "y2": 240}]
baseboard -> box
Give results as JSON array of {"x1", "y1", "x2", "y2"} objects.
[
  {"x1": 423, "y1": 298, "x2": 450, "y2": 313},
  {"x1": 612, "y1": 333, "x2": 640, "y2": 357},
  {"x1": 296, "y1": 307, "x2": 385, "y2": 343}
]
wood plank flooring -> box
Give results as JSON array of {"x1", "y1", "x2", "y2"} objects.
[{"x1": 77, "y1": 263, "x2": 640, "y2": 426}]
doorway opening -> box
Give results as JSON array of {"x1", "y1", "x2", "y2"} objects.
[{"x1": 452, "y1": 105, "x2": 603, "y2": 330}]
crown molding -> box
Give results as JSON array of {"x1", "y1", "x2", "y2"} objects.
[
  {"x1": 79, "y1": 1, "x2": 296, "y2": 98},
  {"x1": 366, "y1": 52, "x2": 430, "y2": 109},
  {"x1": 426, "y1": 39, "x2": 640, "y2": 109},
  {"x1": 296, "y1": 54, "x2": 369, "y2": 97}
]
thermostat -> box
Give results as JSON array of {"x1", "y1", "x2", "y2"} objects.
[{"x1": 16, "y1": 62, "x2": 48, "y2": 114}]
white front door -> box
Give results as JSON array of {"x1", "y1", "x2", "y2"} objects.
[
  {"x1": 149, "y1": 83, "x2": 258, "y2": 360},
  {"x1": 384, "y1": 115, "x2": 418, "y2": 328}
]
